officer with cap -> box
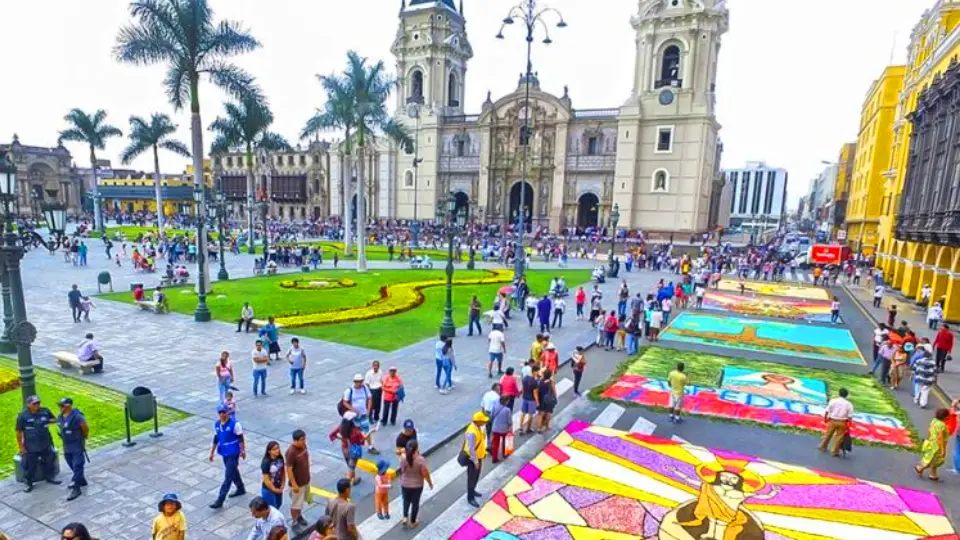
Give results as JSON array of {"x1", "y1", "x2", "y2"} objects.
[
  {"x1": 15, "y1": 395, "x2": 60, "y2": 492},
  {"x1": 57, "y1": 397, "x2": 89, "y2": 501},
  {"x1": 208, "y1": 402, "x2": 246, "y2": 509}
]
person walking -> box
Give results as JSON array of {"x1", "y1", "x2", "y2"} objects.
[
  {"x1": 574, "y1": 286, "x2": 586, "y2": 320},
  {"x1": 873, "y1": 283, "x2": 885, "y2": 308},
  {"x1": 537, "y1": 294, "x2": 552, "y2": 334},
  {"x1": 667, "y1": 363, "x2": 687, "y2": 424},
  {"x1": 398, "y1": 440, "x2": 433, "y2": 529},
  {"x1": 536, "y1": 370, "x2": 558, "y2": 432},
  {"x1": 459, "y1": 412, "x2": 489, "y2": 508},
  {"x1": 237, "y1": 302, "x2": 255, "y2": 333},
  {"x1": 928, "y1": 301, "x2": 944, "y2": 330},
  {"x1": 572, "y1": 346, "x2": 587, "y2": 397},
  {"x1": 887, "y1": 304, "x2": 898, "y2": 328},
  {"x1": 915, "y1": 408, "x2": 950, "y2": 481},
  {"x1": 490, "y1": 395, "x2": 514, "y2": 463},
  {"x1": 467, "y1": 296, "x2": 482, "y2": 337},
  {"x1": 208, "y1": 404, "x2": 246, "y2": 509},
  {"x1": 551, "y1": 296, "x2": 566, "y2": 328},
  {"x1": 246, "y1": 496, "x2": 286, "y2": 540},
  {"x1": 68, "y1": 284, "x2": 83, "y2": 323},
  {"x1": 286, "y1": 338, "x2": 307, "y2": 395},
  {"x1": 487, "y1": 326, "x2": 506, "y2": 378},
  {"x1": 381, "y1": 367, "x2": 404, "y2": 427},
  {"x1": 440, "y1": 340, "x2": 457, "y2": 394},
  {"x1": 524, "y1": 294, "x2": 538, "y2": 327},
  {"x1": 480, "y1": 383, "x2": 501, "y2": 449},
  {"x1": 56, "y1": 398, "x2": 88, "y2": 501},
  {"x1": 285, "y1": 430, "x2": 311, "y2": 529},
  {"x1": 603, "y1": 311, "x2": 618, "y2": 350},
  {"x1": 214, "y1": 351, "x2": 235, "y2": 404},
  {"x1": 325, "y1": 478, "x2": 359, "y2": 539},
  {"x1": 251, "y1": 340, "x2": 269, "y2": 397},
  {"x1": 259, "y1": 317, "x2": 281, "y2": 363},
  {"x1": 913, "y1": 349, "x2": 938, "y2": 409},
  {"x1": 434, "y1": 336, "x2": 448, "y2": 389},
  {"x1": 364, "y1": 361, "x2": 384, "y2": 424},
  {"x1": 830, "y1": 296, "x2": 841, "y2": 324},
  {"x1": 16, "y1": 395, "x2": 60, "y2": 493},
  {"x1": 818, "y1": 388, "x2": 853, "y2": 457},
  {"x1": 260, "y1": 441, "x2": 285, "y2": 510},
  {"x1": 934, "y1": 324, "x2": 954, "y2": 373}
]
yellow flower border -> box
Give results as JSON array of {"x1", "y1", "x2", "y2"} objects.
[
  {"x1": 279, "y1": 278, "x2": 357, "y2": 290},
  {"x1": 274, "y1": 269, "x2": 513, "y2": 328},
  {"x1": 0, "y1": 372, "x2": 21, "y2": 394}
]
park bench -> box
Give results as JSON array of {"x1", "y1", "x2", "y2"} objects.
[
  {"x1": 136, "y1": 301, "x2": 168, "y2": 314},
  {"x1": 52, "y1": 351, "x2": 98, "y2": 375},
  {"x1": 410, "y1": 257, "x2": 434, "y2": 269}
]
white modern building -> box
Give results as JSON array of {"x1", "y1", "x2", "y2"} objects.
[{"x1": 721, "y1": 161, "x2": 789, "y2": 229}]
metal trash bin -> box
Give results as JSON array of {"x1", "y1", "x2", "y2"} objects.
[
  {"x1": 123, "y1": 386, "x2": 163, "y2": 447},
  {"x1": 13, "y1": 448, "x2": 60, "y2": 484}
]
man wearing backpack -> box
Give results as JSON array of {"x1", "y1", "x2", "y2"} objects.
[{"x1": 340, "y1": 375, "x2": 380, "y2": 455}]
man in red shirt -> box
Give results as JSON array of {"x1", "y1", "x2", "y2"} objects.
[{"x1": 934, "y1": 324, "x2": 954, "y2": 373}]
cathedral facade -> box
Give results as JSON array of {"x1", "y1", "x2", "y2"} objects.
[{"x1": 392, "y1": 0, "x2": 729, "y2": 234}]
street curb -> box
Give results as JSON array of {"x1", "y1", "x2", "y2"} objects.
[{"x1": 840, "y1": 281, "x2": 953, "y2": 407}]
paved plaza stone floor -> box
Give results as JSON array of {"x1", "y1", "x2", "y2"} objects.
[{"x1": 0, "y1": 236, "x2": 647, "y2": 539}]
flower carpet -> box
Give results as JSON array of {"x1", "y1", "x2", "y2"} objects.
[
  {"x1": 593, "y1": 348, "x2": 917, "y2": 449},
  {"x1": 660, "y1": 312, "x2": 864, "y2": 365},
  {"x1": 715, "y1": 279, "x2": 831, "y2": 301},
  {"x1": 700, "y1": 290, "x2": 833, "y2": 323},
  {"x1": 450, "y1": 421, "x2": 956, "y2": 539}
]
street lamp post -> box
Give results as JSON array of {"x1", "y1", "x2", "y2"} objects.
[
  {"x1": 607, "y1": 203, "x2": 619, "y2": 276},
  {"x1": 467, "y1": 205, "x2": 480, "y2": 270},
  {"x1": 192, "y1": 187, "x2": 211, "y2": 322},
  {"x1": 406, "y1": 102, "x2": 424, "y2": 248},
  {"x1": 214, "y1": 190, "x2": 229, "y2": 281},
  {"x1": 438, "y1": 192, "x2": 463, "y2": 339},
  {"x1": 258, "y1": 199, "x2": 269, "y2": 266},
  {"x1": 0, "y1": 150, "x2": 68, "y2": 403},
  {"x1": 497, "y1": 0, "x2": 566, "y2": 281}
]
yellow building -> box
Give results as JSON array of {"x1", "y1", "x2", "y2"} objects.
[
  {"x1": 99, "y1": 160, "x2": 214, "y2": 216},
  {"x1": 834, "y1": 142, "x2": 856, "y2": 241},
  {"x1": 846, "y1": 65, "x2": 905, "y2": 256},
  {"x1": 876, "y1": 0, "x2": 960, "y2": 318}
]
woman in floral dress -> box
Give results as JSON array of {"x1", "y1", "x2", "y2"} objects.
[{"x1": 916, "y1": 408, "x2": 950, "y2": 481}]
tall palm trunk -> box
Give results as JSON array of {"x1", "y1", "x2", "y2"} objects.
[
  {"x1": 356, "y1": 144, "x2": 367, "y2": 272},
  {"x1": 245, "y1": 144, "x2": 255, "y2": 254},
  {"x1": 343, "y1": 149, "x2": 353, "y2": 256},
  {"x1": 190, "y1": 80, "x2": 211, "y2": 300},
  {"x1": 89, "y1": 147, "x2": 102, "y2": 231},
  {"x1": 152, "y1": 145, "x2": 165, "y2": 233}
]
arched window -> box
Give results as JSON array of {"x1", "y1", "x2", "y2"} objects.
[
  {"x1": 659, "y1": 45, "x2": 681, "y2": 88},
  {"x1": 652, "y1": 169, "x2": 670, "y2": 192},
  {"x1": 448, "y1": 72, "x2": 459, "y2": 107},
  {"x1": 410, "y1": 70, "x2": 424, "y2": 104},
  {"x1": 404, "y1": 170, "x2": 415, "y2": 188}
]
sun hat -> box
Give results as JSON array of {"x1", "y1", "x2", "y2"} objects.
[
  {"x1": 353, "y1": 374, "x2": 364, "y2": 382},
  {"x1": 545, "y1": 343, "x2": 556, "y2": 350},
  {"x1": 158, "y1": 493, "x2": 182, "y2": 512},
  {"x1": 472, "y1": 411, "x2": 489, "y2": 424}
]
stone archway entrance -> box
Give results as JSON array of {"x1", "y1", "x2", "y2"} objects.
[
  {"x1": 577, "y1": 193, "x2": 600, "y2": 228},
  {"x1": 508, "y1": 181, "x2": 534, "y2": 231},
  {"x1": 454, "y1": 191, "x2": 470, "y2": 218}
]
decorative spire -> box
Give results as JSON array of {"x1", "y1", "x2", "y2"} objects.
[
  {"x1": 400, "y1": 0, "x2": 406, "y2": 13},
  {"x1": 459, "y1": 0, "x2": 464, "y2": 15}
]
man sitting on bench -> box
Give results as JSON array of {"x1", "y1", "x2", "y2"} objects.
[{"x1": 76, "y1": 333, "x2": 103, "y2": 373}]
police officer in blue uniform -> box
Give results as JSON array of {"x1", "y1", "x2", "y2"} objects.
[
  {"x1": 15, "y1": 395, "x2": 61, "y2": 492},
  {"x1": 208, "y1": 403, "x2": 246, "y2": 509},
  {"x1": 57, "y1": 397, "x2": 89, "y2": 501}
]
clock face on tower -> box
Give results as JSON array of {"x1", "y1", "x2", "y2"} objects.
[{"x1": 659, "y1": 89, "x2": 674, "y2": 106}]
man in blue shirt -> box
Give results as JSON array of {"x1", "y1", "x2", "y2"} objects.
[
  {"x1": 209, "y1": 404, "x2": 246, "y2": 509},
  {"x1": 435, "y1": 337, "x2": 449, "y2": 389},
  {"x1": 57, "y1": 397, "x2": 88, "y2": 501}
]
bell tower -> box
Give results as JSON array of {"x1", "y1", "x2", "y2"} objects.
[
  {"x1": 613, "y1": 0, "x2": 730, "y2": 233},
  {"x1": 391, "y1": 0, "x2": 473, "y2": 116}
]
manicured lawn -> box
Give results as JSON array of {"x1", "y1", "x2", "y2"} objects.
[
  {"x1": 100, "y1": 268, "x2": 590, "y2": 350},
  {"x1": 0, "y1": 357, "x2": 190, "y2": 479},
  {"x1": 591, "y1": 346, "x2": 919, "y2": 449}
]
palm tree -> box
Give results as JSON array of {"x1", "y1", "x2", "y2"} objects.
[
  {"x1": 57, "y1": 109, "x2": 123, "y2": 231},
  {"x1": 343, "y1": 51, "x2": 412, "y2": 271},
  {"x1": 303, "y1": 52, "x2": 411, "y2": 271},
  {"x1": 210, "y1": 96, "x2": 291, "y2": 254},
  {"x1": 301, "y1": 73, "x2": 357, "y2": 257},
  {"x1": 120, "y1": 113, "x2": 190, "y2": 233},
  {"x1": 115, "y1": 0, "x2": 261, "y2": 321}
]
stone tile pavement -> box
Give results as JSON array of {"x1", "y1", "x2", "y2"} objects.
[{"x1": 1, "y1": 234, "x2": 669, "y2": 538}]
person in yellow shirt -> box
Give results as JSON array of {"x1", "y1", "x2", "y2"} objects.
[
  {"x1": 667, "y1": 362, "x2": 688, "y2": 424},
  {"x1": 530, "y1": 334, "x2": 545, "y2": 364},
  {"x1": 152, "y1": 493, "x2": 187, "y2": 540},
  {"x1": 459, "y1": 412, "x2": 489, "y2": 508}
]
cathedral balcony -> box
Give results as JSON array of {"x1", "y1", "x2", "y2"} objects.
[
  {"x1": 438, "y1": 155, "x2": 480, "y2": 172},
  {"x1": 654, "y1": 78, "x2": 683, "y2": 89},
  {"x1": 572, "y1": 108, "x2": 619, "y2": 120},
  {"x1": 443, "y1": 114, "x2": 480, "y2": 125},
  {"x1": 565, "y1": 154, "x2": 616, "y2": 172}
]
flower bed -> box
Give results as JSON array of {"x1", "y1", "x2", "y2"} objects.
[
  {"x1": 278, "y1": 278, "x2": 356, "y2": 290},
  {"x1": 274, "y1": 269, "x2": 513, "y2": 328},
  {"x1": 0, "y1": 372, "x2": 20, "y2": 394}
]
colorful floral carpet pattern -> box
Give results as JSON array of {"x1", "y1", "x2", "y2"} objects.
[
  {"x1": 450, "y1": 421, "x2": 956, "y2": 539},
  {"x1": 701, "y1": 290, "x2": 833, "y2": 323},
  {"x1": 720, "y1": 366, "x2": 827, "y2": 404},
  {"x1": 273, "y1": 268, "x2": 513, "y2": 328},
  {"x1": 716, "y1": 279, "x2": 831, "y2": 301},
  {"x1": 660, "y1": 312, "x2": 864, "y2": 365}
]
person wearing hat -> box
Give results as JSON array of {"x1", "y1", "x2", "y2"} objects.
[
  {"x1": 458, "y1": 411, "x2": 489, "y2": 507},
  {"x1": 152, "y1": 493, "x2": 187, "y2": 539},
  {"x1": 395, "y1": 419, "x2": 418, "y2": 458},
  {"x1": 208, "y1": 403, "x2": 246, "y2": 509},
  {"x1": 57, "y1": 397, "x2": 88, "y2": 501},
  {"x1": 16, "y1": 395, "x2": 60, "y2": 493},
  {"x1": 381, "y1": 366, "x2": 404, "y2": 427}
]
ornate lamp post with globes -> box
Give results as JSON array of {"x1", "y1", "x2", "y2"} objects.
[
  {"x1": 0, "y1": 150, "x2": 68, "y2": 403},
  {"x1": 211, "y1": 189, "x2": 229, "y2": 281},
  {"x1": 607, "y1": 203, "x2": 619, "y2": 277},
  {"x1": 192, "y1": 186, "x2": 211, "y2": 321},
  {"x1": 438, "y1": 192, "x2": 465, "y2": 339},
  {"x1": 497, "y1": 0, "x2": 566, "y2": 281}
]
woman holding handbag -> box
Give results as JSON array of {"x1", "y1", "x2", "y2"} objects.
[
  {"x1": 381, "y1": 367, "x2": 404, "y2": 427},
  {"x1": 490, "y1": 395, "x2": 514, "y2": 463}
]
